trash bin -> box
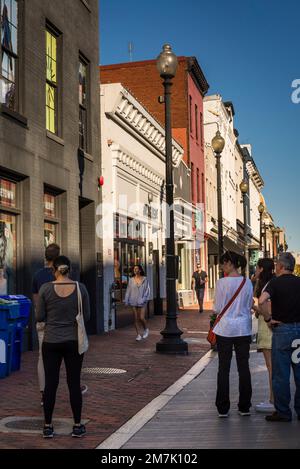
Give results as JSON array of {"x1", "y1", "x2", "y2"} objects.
[
  {"x1": 0, "y1": 301, "x2": 20, "y2": 378},
  {"x1": 0, "y1": 296, "x2": 31, "y2": 372}
]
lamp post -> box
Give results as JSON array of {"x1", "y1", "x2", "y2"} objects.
[
  {"x1": 258, "y1": 202, "x2": 264, "y2": 252},
  {"x1": 156, "y1": 44, "x2": 188, "y2": 355},
  {"x1": 212, "y1": 130, "x2": 225, "y2": 278},
  {"x1": 239, "y1": 179, "x2": 249, "y2": 274}
]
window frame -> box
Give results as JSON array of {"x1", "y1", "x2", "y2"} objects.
[
  {"x1": 0, "y1": 0, "x2": 19, "y2": 112},
  {"x1": 79, "y1": 54, "x2": 89, "y2": 152},
  {"x1": 45, "y1": 22, "x2": 60, "y2": 136}
]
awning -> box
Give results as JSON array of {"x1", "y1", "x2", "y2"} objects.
[{"x1": 206, "y1": 234, "x2": 244, "y2": 256}]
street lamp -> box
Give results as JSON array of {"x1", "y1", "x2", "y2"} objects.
[
  {"x1": 212, "y1": 130, "x2": 225, "y2": 278},
  {"x1": 239, "y1": 179, "x2": 249, "y2": 273},
  {"x1": 156, "y1": 44, "x2": 188, "y2": 355},
  {"x1": 258, "y1": 202, "x2": 265, "y2": 251}
]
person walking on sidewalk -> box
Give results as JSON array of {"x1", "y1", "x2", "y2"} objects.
[
  {"x1": 192, "y1": 263, "x2": 208, "y2": 313},
  {"x1": 259, "y1": 252, "x2": 300, "y2": 422},
  {"x1": 213, "y1": 251, "x2": 253, "y2": 418},
  {"x1": 36, "y1": 256, "x2": 90, "y2": 438},
  {"x1": 252, "y1": 258, "x2": 275, "y2": 413},
  {"x1": 125, "y1": 265, "x2": 150, "y2": 341},
  {"x1": 32, "y1": 243, "x2": 60, "y2": 406}
]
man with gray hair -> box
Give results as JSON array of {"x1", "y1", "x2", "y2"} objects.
[{"x1": 259, "y1": 252, "x2": 300, "y2": 422}]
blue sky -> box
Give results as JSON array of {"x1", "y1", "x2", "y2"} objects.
[{"x1": 99, "y1": 0, "x2": 300, "y2": 252}]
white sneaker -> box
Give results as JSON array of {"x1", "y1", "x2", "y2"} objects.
[
  {"x1": 255, "y1": 402, "x2": 275, "y2": 413},
  {"x1": 136, "y1": 334, "x2": 142, "y2": 341},
  {"x1": 218, "y1": 413, "x2": 229, "y2": 418},
  {"x1": 142, "y1": 328, "x2": 149, "y2": 339},
  {"x1": 238, "y1": 411, "x2": 251, "y2": 416}
]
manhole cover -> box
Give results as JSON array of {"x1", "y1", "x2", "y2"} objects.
[
  {"x1": 0, "y1": 417, "x2": 88, "y2": 435},
  {"x1": 82, "y1": 367, "x2": 127, "y2": 375}
]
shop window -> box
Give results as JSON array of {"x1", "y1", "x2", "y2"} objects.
[
  {"x1": 0, "y1": 0, "x2": 19, "y2": 111},
  {"x1": 0, "y1": 178, "x2": 17, "y2": 294}
]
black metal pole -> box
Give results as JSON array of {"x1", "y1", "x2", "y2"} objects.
[
  {"x1": 259, "y1": 213, "x2": 263, "y2": 251},
  {"x1": 215, "y1": 153, "x2": 223, "y2": 278},
  {"x1": 263, "y1": 224, "x2": 267, "y2": 257},
  {"x1": 242, "y1": 192, "x2": 248, "y2": 276},
  {"x1": 156, "y1": 77, "x2": 188, "y2": 355}
]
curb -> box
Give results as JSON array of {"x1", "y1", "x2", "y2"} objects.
[{"x1": 96, "y1": 349, "x2": 217, "y2": 449}]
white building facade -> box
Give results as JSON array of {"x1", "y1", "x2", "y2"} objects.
[{"x1": 100, "y1": 83, "x2": 184, "y2": 331}]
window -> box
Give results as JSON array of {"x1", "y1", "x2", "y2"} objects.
[
  {"x1": 79, "y1": 57, "x2": 88, "y2": 151},
  {"x1": 201, "y1": 173, "x2": 205, "y2": 204},
  {"x1": 191, "y1": 162, "x2": 194, "y2": 200},
  {"x1": 196, "y1": 168, "x2": 200, "y2": 203},
  {"x1": 200, "y1": 112, "x2": 203, "y2": 147},
  {"x1": 46, "y1": 27, "x2": 58, "y2": 134},
  {"x1": 44, "y1": 191, "x2": 60, "y2": 247},
  {"x1": 0, "y1": 178, "x2": 17, "y2": 294},
  {"x1": 189, "y1": 95, "x2": 192, "y2": 134},
  {"x1": 0, "y1": 0, "x2": 18, "y2": 110},
  {"x1": 195, "y1": 104, "x2": 198, "y2": 141}
]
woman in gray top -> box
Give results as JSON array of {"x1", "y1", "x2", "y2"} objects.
[
  {"x1": 125, "y1": 265, "x2": 150, "y2": 341},
  {"x1": 36, "y1": 256, "x2": 90, "y2": 438}
]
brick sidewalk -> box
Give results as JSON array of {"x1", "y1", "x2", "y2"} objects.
[{"x1": 0, "y1": 308, "x2": 211, "y2": 449}]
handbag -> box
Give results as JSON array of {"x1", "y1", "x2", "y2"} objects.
[
  {"x1": 207, "y1": 277, "x2": 246, "y2": 346},
  {"x1": 76, "y1": 281, "x2": 89, "y2": 355}
]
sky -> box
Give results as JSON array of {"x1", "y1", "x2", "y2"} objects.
[{"x1": 99, "y1": 0, "x2": 300, "y2": 252}]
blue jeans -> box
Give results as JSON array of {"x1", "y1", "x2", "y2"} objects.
[{"x1": 272, "y1": 323, "x2": 300, "y2": 419}]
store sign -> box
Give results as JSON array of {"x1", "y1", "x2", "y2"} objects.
[{"x1": 0, "y1": 179, "x2": 16, "y2": 208}]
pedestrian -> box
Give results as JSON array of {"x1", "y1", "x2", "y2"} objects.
[
  {"x1": 258, "y1": 252, "x2": 300, "y2": 422},
  {"x1": 125, "y1": 265, "x2": 150, "y2": 341},
  {"x1": 36, "y1": 256, "x2": 90, "y2": 438},
  {"x1": 213, "y1": 251, "x2": 253, "y2": 418},
  {"x1": 252, "y1": 258, "x2": 275, "y2": 413},
  {"x1": 191, "y1": 263, "x2": 208, "y2": 313},
  {"x1": 32, "y1": 243, "x2": 60, "y2": 406}
]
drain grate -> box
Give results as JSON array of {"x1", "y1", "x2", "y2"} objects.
[{"x1": 82, "y1": 367, "x2": 127, "y2": 375}]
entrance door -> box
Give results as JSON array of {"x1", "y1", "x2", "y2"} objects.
[{"x1": 152, "y1": 250, "x2": 163, "y2": 315}]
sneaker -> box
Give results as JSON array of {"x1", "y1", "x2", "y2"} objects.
[
  {"x1": 142, "y1": 328, "x2": 149, "y2": 339},
  {"x1": 80, "y1": 384, "x2": 88, "y2": 395},
  {"x1": 136, "y1": 334, "x2": 142, "y2": 341},
  {"x1": 43, "y1": 425, "x2": 54, "y2": 438},
  {"x1": 72, "y1": 424, "x2": 86, "y2": 438},
  {"x1": 255, "y1": 402, "x2": 275, "y2": 413},
  {"x1": 218, "y1": 413, "x2": 229, "y2": 418},
  {"x1": 238, "y1": 411, "x2": 251, "y2": 416},
  {"x1": 265, "y1": 412, "x2": 291, "y2": 422}
]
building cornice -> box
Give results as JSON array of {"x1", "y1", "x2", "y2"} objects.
[
  {"x1": 186, "y1": 57, "x2": 210, "y2": 96},
  {"x1": 103, "y1": 84, "x2": 183, "y2": 167}
]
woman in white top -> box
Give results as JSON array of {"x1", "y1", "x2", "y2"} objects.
[{"x1": 213, "y1": 251, "x2": 253, "y2": 418}]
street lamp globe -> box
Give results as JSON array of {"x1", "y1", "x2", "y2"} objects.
[
  {"x1": 156, "y1": 44, "x2": 178, "y2": 78},
  {"x1": 211, "y1": 131, "x2": 225, "y2": 154},
  {"x1": 239, "y1": 180, "x2": 249, "y2": 194},
  {"x1": 258, "y1": 202, "x2": 265, "y2": 214}
]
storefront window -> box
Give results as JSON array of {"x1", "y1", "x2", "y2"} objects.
[
  {"x1": 113, "y1": 213, "x2": 146, "y2": 302},
  {"x1": 0, "y1": 212, "x2": 16, "y2": 294},
  {"x1": 0, "y1": 178, "x2": 16, "y2": 207}
]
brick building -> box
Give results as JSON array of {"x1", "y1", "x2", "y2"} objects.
[
  {"x1": 100, "y1": 56, "x2": 209, "y2": 302},
  {"x1": 0, "y1": 0, "x2": 103, "y2": 348}
]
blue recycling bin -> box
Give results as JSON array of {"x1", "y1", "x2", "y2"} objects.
[
  {"x1": 0, "y1": 296, "x2": 31, "y2": 371},
  {"x1": 0, "y1": 302, "x2": 20, "y2": 378}
]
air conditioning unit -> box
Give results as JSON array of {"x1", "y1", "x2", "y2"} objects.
[{"x1": 177, "y1": 290, "x2": 196, "y2": 308}]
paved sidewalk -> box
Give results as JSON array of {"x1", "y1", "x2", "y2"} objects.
[
  {"x1": 0, "y1": 308, "x2": 210, "y2": 449},
  {"x1": 121, "y1": 350, "x2": 300, "y2": 449}
]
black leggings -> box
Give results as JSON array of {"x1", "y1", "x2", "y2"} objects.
[{"x1": 42, "y1": 341, "x2": 84, "y2": 424}]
